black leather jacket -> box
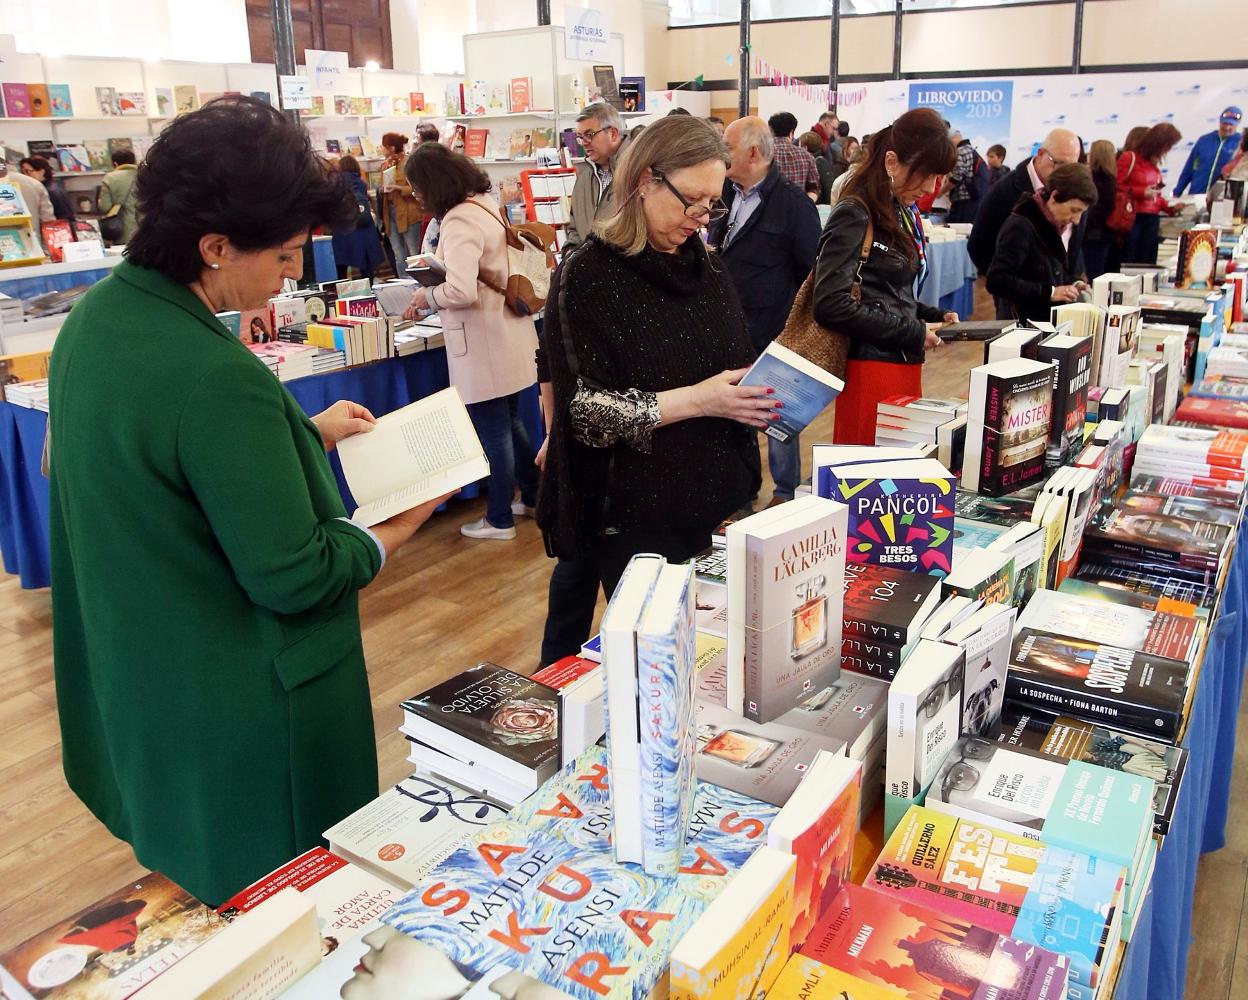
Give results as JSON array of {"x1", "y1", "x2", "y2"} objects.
[{"x1": 812, "y1": 198, "x2": 943, "y2": 365}]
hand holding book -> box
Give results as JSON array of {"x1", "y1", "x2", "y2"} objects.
[
  {"x1": 312, "y1": 399, "x2": 377, "y2": 452},
  {"x1": 660, "y1": 367, "x2": 779, "y2": 430}
]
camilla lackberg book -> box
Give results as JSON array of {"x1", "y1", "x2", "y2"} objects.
[
  {"x1": 865, "y1": 805, "x2": 1125, "y2": 1000},
  {"x1": 726, "y1": 496, "x2": 849, "y2": 723},
  {"x1": 799, "y1": 883, "x2": 1070, "y2": 1000},
  {"x1": 819, "y1": 457, "x2": 956, "y2": 577},
  {"x1": 1007, "y1": 628, "x2": 1188, "y2": 743},
  {"x1": 963, "y1": 358, "x2": 1055, "y2": 496},
  {"x1": 401, "y1": 663, "x2": 561, "y2": 797}
]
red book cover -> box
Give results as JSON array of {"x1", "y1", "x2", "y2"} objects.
[
  {"x1": 533, "y1": 655, "x2": 599, "y2": 690},
  {"x1": 409, "y1": 91, "x2": 425, "y2": 112},
  {"x1": 40, "y1": 220, "x2": 75, "y2": 263},
  {"x1": 463, "y1": 128, "x2": 489, "y2": 159},
  {"x1": 509, "y1": 77, "x2": 531, "y2": 113},
  {"x1": 1175, "y1": 395, "x2": 1248, "y2": 430},
  {"x1": 335, "y1": 295, "x2": 381, "y2": 318}
]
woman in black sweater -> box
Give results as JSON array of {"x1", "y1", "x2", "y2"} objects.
[
  {"x1": 1082, "y1": 139, "x2": 1119, "y2": 280},
  {"x1": 986, "y1": 163, "x2": 1098, "y2": 325},
  {"x1": 537, "y1": 115, "x2": 772, "y2": 596}
]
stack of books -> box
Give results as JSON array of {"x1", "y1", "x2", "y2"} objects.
[
  {"x1": 4, "y1": 379, "x2": 49, "y2": 411},
  {"x1": 841, "y1": 562, "x2": 942, "y2": 680},
  {"x1": 1131, "y1": 423, "x2": 1248, "y2": 496},
  {"x1": 963, "y1": 357, "x2": 1056, "y2": 496},
  {"x1": 872, "y1": 395, "x2": 967, "y2": 470},
  {"x1": 247, "y1": 341, "x2": 317, "y2": 381},
  {"x1": 399, "y1": 662, "x2": 562, "y2": 806}
]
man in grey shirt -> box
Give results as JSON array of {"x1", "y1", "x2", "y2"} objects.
[{"x1": 564, "y1": 102, "x2": 628, "y2": 249}]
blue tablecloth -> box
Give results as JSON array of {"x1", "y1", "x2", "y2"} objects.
[
  {"x1": 0, "y1": 266, "x2": 116, "y2": 300},
  {"x1": 0, "y1": 349, "x2": 542, "y2": 590},
  {"x1": 919, "y1": 237, "x2": 978, "y2": 309}
]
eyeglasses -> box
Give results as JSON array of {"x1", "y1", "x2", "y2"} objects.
[
  {"x1": 573, "y1": 127, "x2": 610, "y2": 144},
  {"x1": 653, "y1": 172, "x2": 729, "y2": 222},
  {"x1": 939, "y1": 737, "x2": 996, "y2": 801},
  {"x1": 916, "y1": 656, "x2": 966, "y2": 719},
  {"x1": 1041, "y1": 149, "x2": 1074, "y2": 169}
]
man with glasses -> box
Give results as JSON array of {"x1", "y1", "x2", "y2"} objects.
[
  {"x1": 565, "y1": 102, "x2": 629, "y2": 250},
  {"x1": 968, "y1": 128, "x2": 1083, "y2": 314},
  {"x1": 708, "y1": 116, "x2": 820, "y2": 506},
  {"x1": 1174, "y1": 105, "x2": 1242, "y2": 197}
]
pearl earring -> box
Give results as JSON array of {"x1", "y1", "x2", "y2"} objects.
[{"x1": 209, "y1": 263, "x2": 221, "y2": 270}]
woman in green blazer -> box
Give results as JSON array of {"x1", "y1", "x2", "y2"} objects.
[{"x1": 48, "y1": 98, "x2": 447, "y2": 905}]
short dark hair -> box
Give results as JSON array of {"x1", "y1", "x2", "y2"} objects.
[
  {"x1": 987, "y1": 143, "x2": 1007, "y2": 159},
  {"x1": 707, "y1": 116, "x2": 724, "y2": 126},
  {"x1": 111, "y1": 148, "x2": 137, "y2": 166},
  {"x1": 837, "y1": 121, "x2": 850, "y2": 138},
  {"x1": 404, "y1": 142, "x2": 491, "y2": 217},
  {"x1": 768, "y1": 112, "x2": 798, "y2": 138},
  {"x1": 415, "y1": 123, "x2": 441, "y2": 143},
  {"x1": 337, "y1": 154, "x2": 362, "y2": 177},
  {"x1": 20, "y1": 156, "x2": 54, "y2": 181},
  {"x1": 126, "y1": 96, "x2": 356, "y2": 285},
  {"x1": 1044, "y1": 163, "x2": 1099, "y2": 205},
  {"x1": 667, "y1": 107, "x2": 691, "y2": 116}
]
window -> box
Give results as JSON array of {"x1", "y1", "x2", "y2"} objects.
[{"x1": 668, "y1": 0, "x2": 1052, "y2": 28}]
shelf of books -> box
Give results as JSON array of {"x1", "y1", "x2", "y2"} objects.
[{"x1": 2, "y1": 208, "x2": 1247, "y2": 998}]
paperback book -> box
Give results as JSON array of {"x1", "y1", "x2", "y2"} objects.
[
  {"x1": 1007, "y1": 628, "x2": 1189, "y2": 743},
  {"x1": 963, "y1": 358, "x2": 1055, "y2": 496},
  {"x1": 800, "y1": 883, "x2": 1070, "y2": 1000},
  {"x1": 774, "y1": 671, "x2": 888, "y2": 760},
  {"x1": 769, "y1": 954, "x2": 904, "y2": 999},
  {"x1": 1035, "y1": 332, "x2": 1092, "y2": 464},
  {"x1": 532, "y1": 655, "x2": 605, "y2": 766},
  {"x1": 842, "y1": 561, "x2": 942, "y2": 647},
  {"x1": 865, "y1": 805, "x2": 1125, "y2": 1000},
  {"x1": 941, "y1": 601, "x2": 1016, "y2": 737},
  {"x1": 1017, "y1": 588, "x2": 1199, "y2": 663},
  {"x1": 738, "y1": 340, "x2": 844, "y2": 443},
  {"x1": 1083, "y1": 505, "x2": 1231, "y2": 575}
]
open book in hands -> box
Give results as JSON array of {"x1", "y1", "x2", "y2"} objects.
[{"x1": 337, "y1": 387, "x2": 489, "y2": 527}]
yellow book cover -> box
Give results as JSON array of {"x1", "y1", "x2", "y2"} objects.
[
  {"x1": 669, "y1": 846, "x2": 795, "y2": 1000},
  {"x1": 770, "y1": 954, "x2": 904, "y2": 998},
  {"x1": 0, "y1": 350, "x2": 51, "y2": 396},
  {"x1": 306, "y1": 322, "x2": 341, "y2": 349}
]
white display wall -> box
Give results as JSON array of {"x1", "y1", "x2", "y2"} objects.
[{"x1": 760, "y1": 67, "x2": 1248, "y2": 189}]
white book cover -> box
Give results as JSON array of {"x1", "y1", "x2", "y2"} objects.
[
  {"x1": 337, "y1": 386, "x2": 489, "y2": 526},
  {"x1": 885, "y1": 638, "x2": 966, "y2": 802},
  {"x1": 941, "y1": 602, "x2": 1016, "y2": 737},
  {"x1": 323, "y1": 774, "x2": 507, "y2": 889},
  {"x1": 739, "y1": 340, "x2": 844, "y2": 443},
  {"x1": 729, "y1": 497, "x2": 849, "y2": 723},
  {"x1": 600, "y1": 553, "x2": 665, "y2": 865}
]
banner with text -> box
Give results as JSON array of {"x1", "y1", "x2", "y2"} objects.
[{"x1": 909, "y1": 80, "x2": 1014, "y2": 153}]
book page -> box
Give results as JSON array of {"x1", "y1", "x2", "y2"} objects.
[
  {"x1": 338, "y1": 388, "x2": 487, "y2": 522},
  {"x1": 352, "y1": 456, "x2": 490, "y2": 527}
]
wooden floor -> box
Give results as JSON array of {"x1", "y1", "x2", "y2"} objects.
[{"x1": 0, "y1": 284, "x2": 1245, "y2": 997}]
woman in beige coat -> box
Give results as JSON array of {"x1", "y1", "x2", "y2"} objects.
[{"x1": 402, "y1": 144, "x2": 539, "y2": 540}]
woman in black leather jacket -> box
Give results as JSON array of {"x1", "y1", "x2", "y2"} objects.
[
  {"x1": 812, "y1": 108, "x2": 957, "y2": 445},
  {"x1": 986, "y1": 163, "x2": 1097, "y2": 325}
]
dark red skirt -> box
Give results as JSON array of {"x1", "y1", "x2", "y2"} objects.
[{"x1": 833, "y1": 359, "x2": 924, "y2": 445}]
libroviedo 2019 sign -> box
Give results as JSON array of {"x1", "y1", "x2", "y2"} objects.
[{"x1": 909, "y1": 81, "x2": 1014, "y2": 150}]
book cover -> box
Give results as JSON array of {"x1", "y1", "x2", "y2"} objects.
[
  {"x1": 94, "y1": 86, "x2": 118, "y2": 116},
  {"x1": 592, "y1": 64, "x2": 622, "y2": 109},
  {"x1": 174, "y1": 85, "x2": 198, "y2": 113},
  {"x1": 464, "y1": 127, "x2": 489, "y2": 159},
  {"x1": 669, "y1": 847, "x2": 795, "y2": 1000},
  {"x1": 383, "y1": 820, "x2": 708, "y2": 1000},
  {"x1": 1176, "y1": 394, "x2": 1248, "y2": 430},
  {"x1": 740, "y1": 340, "x2": 845, "y2": 444},
  {"x1": 1176, "y1": 228, "x2": 1218, "y2": 289},
  {"x1": 401, "y1": 663, "x2": 560, "y2": 782},
  {"x1": 508, "y1": 128, "x2": 534, "y2": 159},
  {"x1": 40, "y1": 221, "x2": 75, "y2": 264},
  {"x1": 153, "y1": 87, "x2": 173, "y2": 116},
  {"x1": 925, "y1": 738, "x2": 1155, "y2": 889},
  {"x1": 821, "y1": 459, "x2": 955, "y2": 577},
  {"x1": 769, "y1": 954, "x2": 903, "y2": 999},
  {"x1": 1018, "y1": 588, "x2": 1198, "y2": 663},
  {"x1": 619, "y1": 76, "x2": 646, "y2": 112},
  {"x1": 0, "y1": 873, "x2": 227, "y2": 1000},
  {"x1": 46, "y1": 83, "x2": 73, "y2": 117},
  {"x1": 217, "y1": 847, "x2": 396, "y2": 946},
  {"x1": 1189, "y1": 374, "x2": 1248, "y2": 400},
  {"x1": 1084, "y1": 505, "x2": 1230, "y2": 574},
  {"x1": 954, "y1": 488, "x2": 1042, "y2": 525},
  {"x1": 3, "y1": 83, "x2": 32, "y2": 117},
  {"x1": 106, "y1": 137, "x2": 133, "y2": 160},
  {"x1": 1007, "y1": 629, "x2": 1188, "y2": 742},
  {"x1": 349, "y1": 95, "x2": 369, "y2": 116},
  {"x1": 1074, "y1": 559, "x2": 1215, "y2": 609},
  {"x1": 693, "y1": 699, "x2": 847, "y2": 807},
  {"x1": 997, "y1": 711, "x2": 1188, "y2": 836},
  {"x1": 1058, "y1": 577, "x2": 1203, "y2": 620},
  {"x1": 27, "y1": 83, "x2": 50, "y2": 117},
  {"x1": 509, "y1": 77, "x2": 532, "y2": 113},
  {"x1": 1138, "y1": 424, "x2": 1248, "y2": 470},
  {"x1": 727, "y1": 497, "x2": 849, "y2": 724},
  {"x1": 1117, "y1": 488, "x2": 1240, "y2": 528},
  {"x1": 116, "y1": 91, "x2": 146, "y2": 115},
  {"x1": 964, "y1": 359, "x2": 1054, "y2": 496},
  {"x1": 346, "y1": 134, "x2": 364, "y2": 156},
  {"x1": 775, "y1": 671, "x2": 888, "y2": 761},
  {"x1": 801, "y1": 883, "x2": 1070, "y2": 1000},
  {"x1": 944, "y1": 603, "x2": 1016, "y2": 737},
  {"x1": 83, "y1": 140, "x2": 109, "y2": 171},
  {"x1": 410, "y1": 91, "x2": 426, "y2": 112},
  {"x1": 842, "y1": 561, "x2": 942, "y2": 646},
  {"x1": 635, "y1": 562, "x2": 698, "y2": 875},
  {"x1": 887, "y1": 639, "x2": 966, "y2": 808},
  {"x1": 323, "y1": 773, "x2": 506, "y2": 889},
  {"x1": 1035, "y1": 333, "x2": 1092, "y2": 464},
  {"x1": 56, "y1": 145, "x2": 90, "y2": 173},
  {"x1": 767, "y1": 752, "x2": 861, "y2": 952},
  {"x1": 866, "y1": 806, "x2": 1124, "y2": 999}
]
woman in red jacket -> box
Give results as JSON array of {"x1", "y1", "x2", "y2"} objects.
[{"x1": 1117, "y1": 123, "x2": 1182, "y2": 265}]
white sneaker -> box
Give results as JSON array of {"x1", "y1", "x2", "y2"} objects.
[
  {"x1": 460, "y1": 517, "x2": 516, "y2": 540},
  {"x1": 511, "y1": 500, "x2": 536, "y2": 518}
]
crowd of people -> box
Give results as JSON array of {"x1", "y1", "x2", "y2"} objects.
[{"x1": 42, "y1": 92, "x2": 1248, "y2": 904}]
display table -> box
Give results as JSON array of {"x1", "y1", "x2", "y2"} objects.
[
  {"x1": 920, "y1": 236, "x2": 978, "y2": 319},
  {"x1": 0, "y1": 349, "x2": 542, "y2": 590},
  {"x1": 0, "y1": 256, "x2": 122, "y2": 302}
]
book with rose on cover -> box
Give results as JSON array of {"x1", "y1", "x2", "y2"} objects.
[{"x1": 400, "y1": 662, "x2": 561, "y2": 796}]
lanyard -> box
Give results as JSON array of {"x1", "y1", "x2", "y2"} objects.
[
  {"x1": 1206, "y1": 136, "x2": 1230, "y2": 192},
  {"x1": 898, "y1": 202, "x2": 929, "y2": 290}
]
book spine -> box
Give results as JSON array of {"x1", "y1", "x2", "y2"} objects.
[
  {"x1": 840, "y1": 653, "x2": 899, "y2": 681},
  {"x1": 842, "y1": 615, "x2": 906, "y2": 646},
  {"x1": 743, "y1": 536, "x2": 765, "y2": 722},
  {"x1": 886, "y1": 686, "x2": 917, "y2": 800},
  {"x1": 1005, "y1": 674, "x2": 1180, "y2": 742}
]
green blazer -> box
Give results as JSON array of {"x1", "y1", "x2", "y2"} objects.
[{"x1": 49, "y1": 260, "x2": 383, "y2": 905}]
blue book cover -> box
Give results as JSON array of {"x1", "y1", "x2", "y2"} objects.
[
  {"x1": 739, "y1": 340, "x2": 844, "y2": 443},
  {"x1": 382, "y1": 821, "x2": 707, "y2": 1000},
  {"x1": 635, "y1": 562, "x2": 697, "y2": 874},
  {"x1": 47, "y1": 83, "x2": 73, "y2": 117},
  {"x1": 509, "y1": 744, "x2": 778, "y2": 900}
]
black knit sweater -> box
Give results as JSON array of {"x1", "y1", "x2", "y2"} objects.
[{"x1": 536, "y1": 235, "x2": 762, "y2": 558}]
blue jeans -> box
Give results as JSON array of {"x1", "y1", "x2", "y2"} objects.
[
  {"x1": 387, "y1": 202, "x2": 423, "y2": 273},
  {"x1": 768, "y1": 431, "x2": 801, "y2": 500},
  {"x1": 466, "y1": 392, "x2": 539, "y2": 528}
]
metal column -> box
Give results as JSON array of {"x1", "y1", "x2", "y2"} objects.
[
  {"x1": 829, "y1": 0, "x2": 841, "y2": 110},
  {"x1": 269, "y1": 0, "x2": 299, "y2": 124},
  {"x1": 1072, "y1": 0, "x2": 1086, "y2": 74},
  {"x1": 892, "y1": 0, "x2": 904, "y2": 81},
  {"x1": 537, "y1": 0, "x2": 551, "y2": 27},
  {"x1": 739, "y1": 0, "x2": 752, "y2": 118}
]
